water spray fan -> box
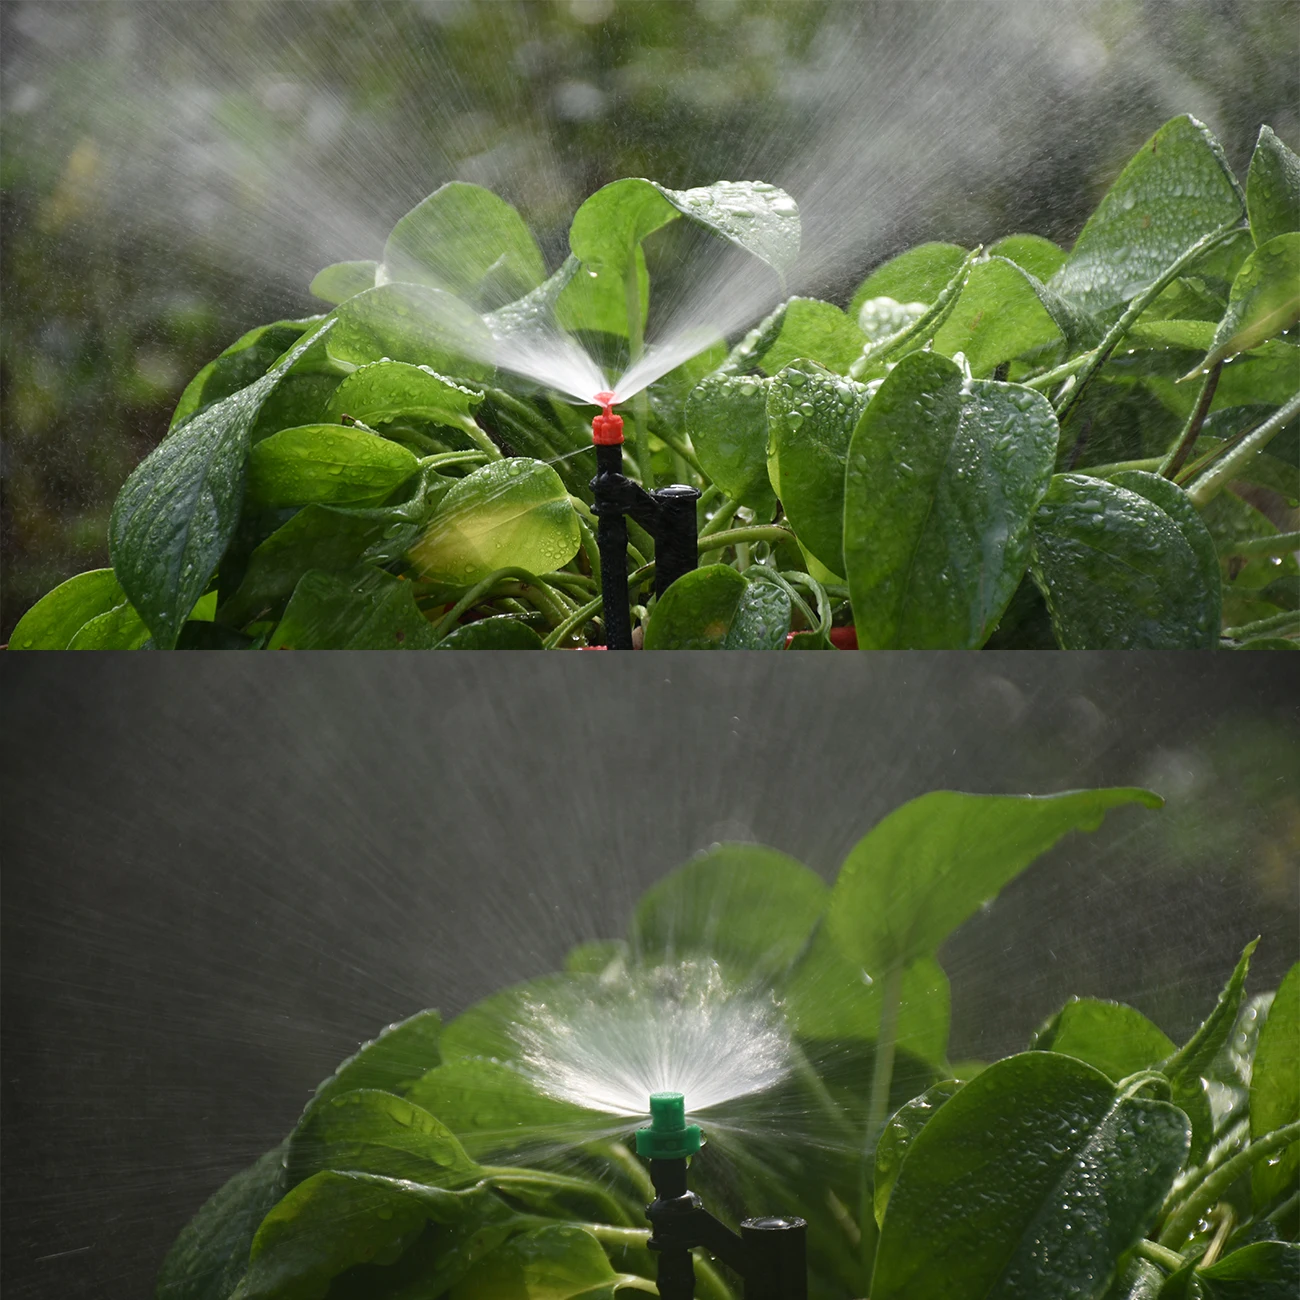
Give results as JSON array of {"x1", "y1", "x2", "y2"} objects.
[
  {"x1": 635, "y1": 1091, "x2": 807, "y2": 1300},
  {"x1": 590, "y1": 396, "x2": 701, "y2": 649}
]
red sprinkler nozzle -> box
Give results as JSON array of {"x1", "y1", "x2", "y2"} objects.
[{"x1": 592, "y1": 392, "x2": 623, "y2": 446}]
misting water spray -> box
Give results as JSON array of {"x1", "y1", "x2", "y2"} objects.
[
  {"x1": 635, "y1": 1091, "x2": 807, "y2": 1300},
  {"x1": 589, "y1": 395, "x2": 701, "y2": 649}
]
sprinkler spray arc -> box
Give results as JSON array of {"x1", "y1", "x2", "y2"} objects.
[
  {"x1": 590, "y1": 395, "x2": 701, "y2": 649},
  {"x1": 635, "y1": 1092, "x2": 807, "y2": 1300}
]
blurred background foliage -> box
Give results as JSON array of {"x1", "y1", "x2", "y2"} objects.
[{"x1": 2, "y1": 0, "x2": 1298, "y2": 638}]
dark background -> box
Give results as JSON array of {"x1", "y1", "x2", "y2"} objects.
[{"x1": 3, "y1": 653, "x2": 1297, "y2": 1296}]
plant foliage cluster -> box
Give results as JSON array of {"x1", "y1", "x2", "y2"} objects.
[
  {"x1": 14, "y1": 115, "x2": 1299, "y2": 650},
  {"x1": 158, "y1": 789, "x2": 1298, "y2": 1300}
]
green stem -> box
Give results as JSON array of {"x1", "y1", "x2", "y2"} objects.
[
  {"x1": 1081, "y1": 457, "x2": 1165, "y2": 478},
  {"x1": 1188, "y1": 389, "x2": 1300, "y2": 507},
  {"x1": 417, "y1": 450, "x2": 491, "y2": 472},
  {"x1": 1219, "y1": 531, "x2": 1300, "y2": 558},
  {"x1": 462, "y1": 420, "x2": 505, "y2": 460},
  {"x1": 1221, "y1": 609, "x2": 1300, "y2": 641},
  {"x1": 654, "y1": 428, "x2": 705, "y2": 476},
  {"x1": 701, "y1": 525, "x2": 794, "y2": 551},
  {"x1": 1158, "y1": 1119, "x2": 1300, "y2": 1248},
  {"x1": 699, "y1": 497, "x2": 741, "y2": 538},
  {"x1": 429, "y1": 568, "x2": 565, "y2": 642},
  {"x1": 1267, "y1": 1187, "x2": 1300, "y2": 1224},
  {"x1": 1133, "y1": 1239, "x2": 1187, "y2": 1272},
  {"x1": 788, "y1": 1038, "x2": 858, "y2": 1141},
  {"x1": 543, "y1": 593, "x2": 605, "y2": 649},
  {"x1": 600, "y1": 1141, "x2": 656, "y2": 1202},
  {"x1": 1023, "y1": 350, "x2": 1096, "y2": 393},
  {"x1": 1157, "y1": 362, "x2": 1222, "y2": 478},
  {"x1": 861, "y1": 962, "x2": 904, "y2": 1268},
  {"x1": 1056, "y1": 222, "x2": 1243, "y2": 433}
]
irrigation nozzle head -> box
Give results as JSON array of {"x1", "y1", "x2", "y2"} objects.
[
  {"x1": 591, "y1": 391, "x2": 623, "y2": 445},
  {"x1": 635, "y1": 1090, "x2": 703, "y2": 1161}
]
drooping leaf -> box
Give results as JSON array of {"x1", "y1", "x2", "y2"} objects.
[
  {"x1": 449, "y1": 1224, "x2": 643, "y2": 1300},
  {"x1": 1247, "y1": 127, "x2": 1300, "y2": 247},
  {"x1": 843, "y1": 351, "x2": 1058, "y2": 649},
  {"x1": 873, "y1": 1080, "x2": 964, "y2": 1227},
  {"x1": 1051, "y1": 115, "x2": 1245, "y2": 314},
  {"x1": 767, "y1": 362, "x2": 871, "y2": 574},
  {"x1": 849, "y1": 242, "x2": 968, "y2": 318},
  {"x1": 9, "y1": 568, "x2": 135, "y2": 650},
  {"x1": 642, "y1": 565, "x2": 790, "y2": 650},
  {"x1": 407, "y1": 458, "x2": 579, "y2": 585},
  {"x1": 434, "y1": 616, "x2": 545, "y2": 649},
  {"x1": 247, "y1": 425, "x2": 420, "y2": 509},
  {"x1": 1032, "y1": 999, "x2": 1175, "y2": 1082},
  {"x1": 685, "y1": 372, "x2": 775, "y2": 513},
  {"x1": 1196, "y1": 1241, "x2": 1300, "y2": 1299},
  {"x1": 309, "y1": 261, "x2": 378, "y2": 305},
  {"x1": 312, "y1": 1008, "x2": 443, "y2": 1107},
  {"x1": 631, "y1": 843, "x2": 827, "y2": 982},
  {"x1": 324, "y1": 361, "x2": 484, "y2": 437},
  {"x1": 871, "y1": 1052, "x2": 1191, "y2": 1300},
  {"x1": 1251, "y1": 963, "x2": 1300, "y2": 1209},
  {"x1": 1030, "y1": 473, "x2": 1221, "y2": 648},
  {"x1": 267, "y1": 568, "x2": 436, "y2": 650},
  {"x1": 758, "y1": 297, "x2": 867, "y2": 376},
  {"x1": 110, "y1": 325, "x2": 331, "y2": 649},
  {"x1": 155, "y1": 1144, "x2": 288, "y2": 1300},
  {"x1": 1194, "y1": 234, "x2": 1300, "y2": 372},
  {"x1": 826, "y1": 789, "x2": 1162, "y2": 976},
  {"x1": 383, "y1": 182, "x2": 546, "y2": 310}
]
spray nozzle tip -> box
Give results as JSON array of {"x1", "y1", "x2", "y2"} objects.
[{"x1": 636, "y1": 1090, "x2": 702, "y2": 1160}]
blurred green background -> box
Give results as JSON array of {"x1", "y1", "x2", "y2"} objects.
[{"x1": 3, "y1": 0, "x2": 1298, "y2": 639}]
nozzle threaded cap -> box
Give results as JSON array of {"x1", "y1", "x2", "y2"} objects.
[{"x1": 635, "y1": 1090, "x2": 703, "y2": 1160}]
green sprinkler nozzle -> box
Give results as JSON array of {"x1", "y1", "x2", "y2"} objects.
[{"x1": 635, "y1": 1091, "x2": 703, "y2": 1161}]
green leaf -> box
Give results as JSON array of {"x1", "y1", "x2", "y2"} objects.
[
  {"x1": 66, "y1": 600, "x2": 152, "y2": 650},
  {"x1": 843, "y1": 351, "x2": 1058, "y2": 649},
  {"x1": 110, "y1": 325, "x2": 332, "y2": 649},
  {"x1": 449, "y1": 1224, "x2": 640, "y2": 1300},
  {"x1": 155, "y1": 1144, "x2": 288, "y2": 1300},
  {"x1": 313, "y1": 1008, "x2": 442, "y2": 1107},
  {"x1": 326, "y1": 284, "x2": 494, "y2": 381},
  {"x1": 1109, "y1": 471, "x2": 1221, "y2": 638},
  {"x1": 642, "y1": 565, "x2": 790, "y2": 650},
  {"x1": 309, "y1": 261, "x2": 378, "y2": 305},
  {"x1": 758, "y1": 297, "x2": 866, "y2": 376},
  {"x1": 870, "y1": 1052, "x2": 1191, "y2": 1300},
  {"x1": 1252, "y1": 963, "x2": 1300, "y2": 1208},
  {"x1": 407, "y1": 458, "x2": 579, "y2": 585},
  {"x1": 232, "y1": 1170, "x2": 481, "y2": 1300},
  {"x1": 383, "y1": 183, "x2": 545, "y2": 310},
  {"x1": 685, "y1": 373, "x2": 776, "y2": 513},
  {"x1": 288, "y1": 1089, "x2": 482, "y2": 1188},
  {"x1": 1195, "y1": 234, "x2": 1300, "y2": 372},
  {"x1": 1247, "y1": 127, "x2": 1300, "y2": 247},
  {"x1": 434, "y1": 617, "x2": 545, "y2": 649},
  {"x1": 631, "y1": 843, "x2": 827, "y2": 982},
  {"x1": 1197, "y1": 1242, "x2": 1300, "y2": 1299},
  {"x1": 849, "y1": 243, "x2": 968, "y2": 318},
  {"x1": 1032, "y1": 999, "x2": 1176, "y2": 1082},
  {"x1": 766, "y1": 362, "x2": 871, "y2": 574},
  {"x1": 987, "y1": 234, "x2": 1068, "y2": 282},
  {"x1": 1051, "y1": 115, "x2": 1245, "y2": 314},
  {"x1": 555, "y1": 247, "x2": 649, "y2": 339},
  {"x1": 439, "y1": 973, "x2": 588, "y2": 1066},
  {"x1": 9, "y1": 568, "x2": 132, "y2": 650},
  {"x1": 324, "y1": 361, "x2": 484, "y2": 436},
  {"x1": 932, "y1": 256, "x2": 1100, "y2": 375},
  {"x1": 1030, "y1": 474, "x2": 1222, "y2": 648},
  {"x1": 247, "y1": 425, "x2": 419, "y2": 509},
  {"x1": 873, "y1": 1080, "x2": 964, "y2": 1227},
  {"x1": 267, "y1": 568, "x2": 436, "y2": 650},
  {"x1": 826, "y1": 789, "x2": 1162, "y2": 975}
]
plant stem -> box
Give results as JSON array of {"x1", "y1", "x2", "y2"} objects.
[
  {"x1": 417, "y1": 450, "x2": 491, "y2": 471},
  {"x1": 1133, "y1": 1239, "x2": 1186, "y2": 1272},
  {"x1": 1158, "y1": 1119, "x2": 1300, "y2": 1248},
  {"x1": 1188, "y1": 389, "x2": 1300, "y2": 507},
  {"x1": 1056, "y1": 222, "x2": 1243, "y2": 434},
  {"x1": 1199, "y1": 1203, "x2": 1235, "y2": 1269},
  {"x1": 1221, "y1": 609, "x2": 1300, "y2": 641},
  {"x1": 1219, "y1": 531, "x2": 1300, "y2": 558},
  {"x1": 1267, "y1": 1188, "x2": 1300, "y2": 1224},
  {"x1": 700, "y1": 525, "x2": 794, "y2": 551},
  {"x1": 654, "y1": 428, "x2": 705, "y2": 476},
  {"x1": 1157, "y1": 362, "x2": 1222, "y2": 478},
  {"x1": 860, "y1": 962, "x2": 904, "y2": 1267},
  {"x1": 543, "y1": 593, "x2": 605, "y2": 649},
  {"x1": 463, "y1": 421, "x2": 505, "y2": 460},
  {"x1": 1024, "y1": 350, "x2": 1095, "y2": 393},
  {"x1": 429, "y1": 567, "x2": 565, "y2": 641},
  {"x1": 699, "y1": 497, "x2": 741, "y2": 538}
]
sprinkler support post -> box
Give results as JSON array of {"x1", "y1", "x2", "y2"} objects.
[
  {"x1": 635, "y1": 1092, "x2": 807, "y2": 1300},
  {"x1": 590, "y1": 396, "x2": 701, "y2": 649}
]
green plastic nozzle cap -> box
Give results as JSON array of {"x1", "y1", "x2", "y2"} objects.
[{"x1": 635, "y1": 1091, "x2": 703, "y2": 1160}]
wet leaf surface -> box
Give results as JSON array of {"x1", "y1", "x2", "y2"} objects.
[
  {"x1": 1247, "y1": 126, "x2": 1300, "y2": 247},
  {"x1": 642, "y1": 564, "x2": 790, "y2": 649},
  {"x1": 1251, "y1": 963, "x2": 1300, "y2": 1208}
]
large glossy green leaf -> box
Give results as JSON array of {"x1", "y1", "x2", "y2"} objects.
[
  {"x1": 1051, "y1": 115, "x2": 1245, "y2": 313},
  {"x1": 758, "y1": 298, "x2": 866, "y2": 376},
  {"x1": 267, "y1": 568, "x2": 436, "y2": 650},
  {"x1": 1196, "y1": 234, "x2": 1300, "y2": 370},
  {"x1": 873, "y1": 1080, "x2": 964, "y2": 1227},
  {"x1": 1196, "y1": 1242, "x2": 1300, "y2": 1299},
  {"x1": 247, "y1": 425, "x2": 419, "y2": 509},
  {"x1": 326, "y1": 283, "x2": 494, "y2": 380},
  {"x1": 1030, "y1": 474, "x2": 1220, "y2": 648},
  {"x1": 434, "y1": 616, "x2": 545, "y2": 649},
  {"x1": 407, "y1": 457, "x2": 579, "y2": 584},
  {"x1": 309, "y1": 260, "x2": 378, "y2": 305},
  {"x1": 288, "y1": 1089, "x2": 482, "y2": 1188},
  {"x1": 766, "y1": 361, "x2": 871, "y2": 573},
  {"x1": 324, "y1": 361, "x2": 484, "y2": 437},
  {"x1": 843, "y1": 351, "x2": 1058, "y2": 649},
  {"x1": 9, "y1": 568, "x2": 136, "y2": 650},
  {"x1": 1247, "y1": 127, "x2": 1300, "y2": 247},
  {"x1": 1252, "y1": 963, "x2": 1299, "y2": 1208},
  {"x1": 642, "y1": 565, "x2": 790, "y2": 650},
  {"x1": 312, "y1": 1008, "x2": 442, "y2": 1107},
  {"x1": 826, "y1": 789, "x2": 1161, "y2": 976},
  {"x1": 383, "y1": 183, "x2": 545, "y2": 310},
  {"x1": 65, "y1": 600, "x2": 152, "y2": 649},
  {"x1": 631, "y1": 843, "x2": 826, "y2": 982},
  {"x1": 155, "y1": 1144, "x2": 288, "y2": 1300},
  {"x1": 849, "y1": 242, "x2": 968, "y2": 318},
  {"x1": 871, "y1": 1052, "x2": 1191, "y2": 1300},
  {"x1": 110, "y1": 325, "x2": 331, "y2": 649},
  {"x1": 685, "y1": 373, "x2": 775, "y2": 513},
  {"x1": 449, "y1": 1224, "x2": 645, "y2": 1300},
  {"x1": 1032, "y1": 999, "x2": 1174, "y2": 1083}
]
